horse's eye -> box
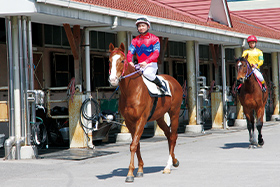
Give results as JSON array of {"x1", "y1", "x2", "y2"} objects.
[
  {"x1": 244, "y1": 65, "x2": 246, "y2": 67},
  {"x1": 121, "y1": 60, "x2": 124, "y2": 63}
]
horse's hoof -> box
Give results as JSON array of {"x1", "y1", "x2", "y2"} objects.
[
  {"x1": 163, "y1": 168, "x2": 171, "y2": 174},
  {"x1": 258, "y1": 140, "x2": 264, "y2": 146},
  {"x1": 173, "y1": 160, "x2": 179, "y2": 167},
  {"x1": 249, "y1": 144, "x2": 257, "y2": 149},
  {"x1": 136, "y1": 172, "x2": 143, "y2": 177},
  {"x1": 125, "y1": 176, "x2": 134, "y2": 183}
]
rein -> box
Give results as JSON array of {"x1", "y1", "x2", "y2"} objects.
[
  {"x1": 119, "y1": 69, "x2": 142, "y2": 80},
  {"x1": 244, "y1": 60, "x2": 254, "y2": 80},
  {"x1": 110, "y1": 50, "x2": 143, "y2": 81}
]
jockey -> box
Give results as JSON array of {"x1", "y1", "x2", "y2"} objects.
[
  {"x1": 242, "y1": 35, "x2": 266, "y2": 92},
  {"x1": 127, "y1": 16, "x2": 167, "y2": 93}
]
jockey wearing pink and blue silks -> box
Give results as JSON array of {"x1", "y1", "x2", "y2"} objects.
[
  {"x1": 127, "y1": 16, "x2": 167, "y2": 93},
  {"x1": 127, "y1": 32, "x2": 160, "y2": 67}
]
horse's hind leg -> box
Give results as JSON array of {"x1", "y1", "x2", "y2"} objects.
[{"x1": 157, "y1": 113, "x2": 179, "y2": 174}]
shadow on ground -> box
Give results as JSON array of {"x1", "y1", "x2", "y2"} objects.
[
  {"x1": 96, "y1": 166, "x2": 165, "y2": 180},
  {"x1": 220, "y1": 142, "x2": 250, "y2": 149}
]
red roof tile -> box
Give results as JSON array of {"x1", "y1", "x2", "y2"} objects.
[
  {"x1": 72, "y1": 0, "x2": 280, "y2": 40},
  {"x1": 232, "y1": 8, "x2": 280, "y2": 31}
]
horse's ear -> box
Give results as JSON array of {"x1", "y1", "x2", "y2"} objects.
[
  {"x1": 119, "y1": 43, "x2": 125, "y2": 52},
  {"x1": 109, "y1": 43, "x2": 115, "y2": 52}
]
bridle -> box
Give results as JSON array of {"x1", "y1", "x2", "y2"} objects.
[
  {"x1": 238, "y1": 58, "x2": 253, "y2": 80},
  {"x1": 109, "y1": 50, "x2": 128, "y2": 78},
  {"x1": 109, "y1": 50, "x2": 142, "y2": 81}
]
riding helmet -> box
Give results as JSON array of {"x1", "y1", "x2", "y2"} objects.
[
  {"x1": 247, "y1": 35, "x2": 257, "y2": 43},
  {"x1": 135, "y1": 16, "x2": 151, "y2": 27}
]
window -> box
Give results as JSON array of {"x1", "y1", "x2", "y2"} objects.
[
  {"x1": 263, "y1": 53, "x2": 271, "y2": 66},
  {"x1": 51, "y1": 53, "x2": 74, "y2": 87},
  {"x1": 0, "y1": 18, "x2": 5, "y2": 43},
  {"x1": 44, "y1": 24, "x2": 70, "y2": 47},
  {"x1": 225, "y1": 48, "x2": 234, "y2": 62},
  {"x1": 32, "y1": 23, "x2": 43, "y2": 47},
  {"x1": 91, "y1": 56, "x2": 110, "y2": 90},
  {"x1": 173, "y1": 61, "x2": 186, "y2": 86},
  {"x1": 164, "y1": 61, "x2": 169, "y2": 74},
  {"x1": 199, "y1": 45, "x2": 210, "y2": 60},
  {"x1": 90, "y1": 31, "x2": 116, "y2": 51},
  {"x1": 168, "y1": 41, "x2": 186, "y2": 57},
  {"x1": 199, "y1": 64, "x2": 210, "y2": 85}
]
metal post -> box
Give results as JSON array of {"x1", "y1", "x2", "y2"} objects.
[
  {"x1": 221, "y1": 45, "x2": 227, "y2": 129},
  {"x1": 271, "y1": 52, "x2": 279, "y2": 119},
  {"x1": 22, "y1": 16, "x2": 30, "y2": 145},
  {"x1": 84, "y1": 28, "x2": 93, "y2": 147},
  {"x1": 18, "y1": 16, "x2": 25, "y2": 139},
  {"x1": 4, "y1": 16, "x2": 16, "y2": 160},
  {"x1": 27, "y1": 17, "x2": 36, "y2": 129}
]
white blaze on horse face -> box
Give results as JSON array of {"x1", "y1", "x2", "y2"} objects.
[
  {"x1": 109, "y1": 54, "x2": 121, "y2": 86},
  {"x1": 238, "y1": 62, "x2": 242, "y2": 67}
]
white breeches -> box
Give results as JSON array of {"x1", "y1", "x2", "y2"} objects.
[
  {"x1": 142, "y1": 62, "x2": 158, "y2": 81},
  {"x1": 253, "y1": 68, "x2": 264, "y2": 82}
]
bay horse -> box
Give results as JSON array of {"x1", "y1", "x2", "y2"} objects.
[
  {"x1": 236, "y1": 56, "x2": 268, "y2": 148},
  {"x1": 108, "y1": 43, "x2": 182, "y2": 182}
]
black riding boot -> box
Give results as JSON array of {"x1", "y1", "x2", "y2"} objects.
[{"x1": 153, "y1": 77, "x2": 167, "y2": 93}]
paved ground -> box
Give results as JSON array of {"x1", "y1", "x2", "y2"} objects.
[{"x1": 0, "y1": 122, "x2": 280, "y2": 187}]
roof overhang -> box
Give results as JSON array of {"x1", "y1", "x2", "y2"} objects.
[{"x1": 0, "y1": 0, "x2": 280, "y2": 52}]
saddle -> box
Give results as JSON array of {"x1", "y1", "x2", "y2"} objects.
[
  {"x1": 236, "y1": 74, "x2": 266, "y2": 94},
  {"x1": 142, "y1": 76, "x2": 172, "y2": 97}
]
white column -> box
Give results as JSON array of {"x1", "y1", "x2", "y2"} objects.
[{"x1": 271, "y1": 52, "x2": 279, "y2": 120}]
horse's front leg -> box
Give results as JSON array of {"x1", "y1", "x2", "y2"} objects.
[
  {"x1": 135, "y1": 143, "x2": 144, "y2": 177},
  {"x1": 256, "y1": 108, "x2": 265, "y2": 146},
  {"x1": 245, "y1": 111, "x2": 257, "y2": 147},
  {"x1": 125, "y1": 119, "x2": 146, "y2": 183}
]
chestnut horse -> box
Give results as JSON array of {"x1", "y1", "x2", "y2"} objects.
[
  {"x1": 236, "y1": 56, "x2": 268, "y2": 148},
  {"x1": 108, "y1": 43, "x2": 182, "y2": 182}
]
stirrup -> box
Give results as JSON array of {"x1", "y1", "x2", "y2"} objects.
[{"x1": 159, "y1": 85, "x2": 167, "y2": 93}]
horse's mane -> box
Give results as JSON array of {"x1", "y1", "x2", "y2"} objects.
[{"x1": 235, "y1": 57, "x2": 248, "y2": 63}]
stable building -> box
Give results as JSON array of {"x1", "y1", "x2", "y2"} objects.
[{"x1": 0, "y1": 0, "x2": 280, "y2": 159}]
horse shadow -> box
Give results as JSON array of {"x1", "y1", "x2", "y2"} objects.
[
  {"x1": 220, "y1": 142, "x2": 250, "y2": 149},
  {"x1": 96, "y1": 166, "x2": 165, "y2": 180}
]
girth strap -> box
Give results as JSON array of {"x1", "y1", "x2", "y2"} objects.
[{"x1": 147, "y1": 97, "x2": 158, "y2": 121}]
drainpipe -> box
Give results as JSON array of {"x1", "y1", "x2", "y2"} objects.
[
  {"x1": 15, "y1": 16, "x2": 25, "y2": 160},
  {"x1": 22, "y1": 16, "x2": 31, "y2": 145},
  {"x1": 221, "y1": 44, "x2": 227, "y2": 129},
  {"x1": 27, "y1": 17, "x2": 36, "y2": 139},
  {"x1": 83, "y1": 16, "x2": 118, "y2": 146},
  {"x1": 4, "y1": 16, "x2": 15, "y2": 160}
]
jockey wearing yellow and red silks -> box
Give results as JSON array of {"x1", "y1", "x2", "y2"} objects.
[
  {"x1": 127, "y1": 16, "x2": 167, "y2": 93},
  {"x1": 242, "y1": 35, "x2": 266, "y2": 92}
]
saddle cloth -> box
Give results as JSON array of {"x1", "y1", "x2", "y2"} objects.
[
  {"x1": 142, "y1": 76, "x2": 172, "y2": 97},
  {"x1": 237, "y1": 74, "x2": 266, "y2": 91}
]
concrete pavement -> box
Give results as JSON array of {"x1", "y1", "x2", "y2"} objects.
[{"x1": 0, "y1": 122, "x2": 280, "y2": 187}]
